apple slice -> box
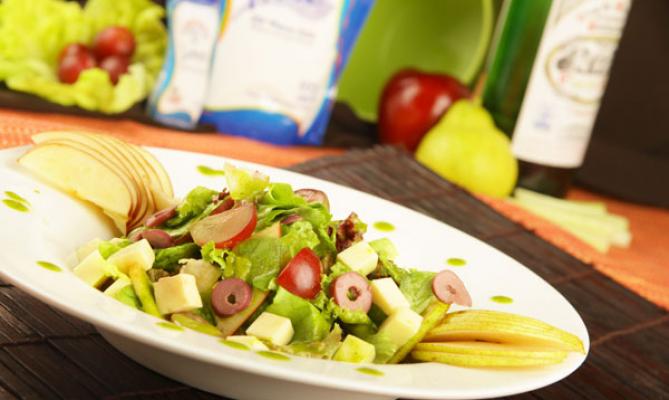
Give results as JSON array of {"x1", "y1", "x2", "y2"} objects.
[
  {"x1": 87, "y1": 134, "x2": 157, "y2": 228},
  {"x1": 134, "y1": 145, "x2": 174, "y2": 200},
  {"x1": 18, "y1": 142, "x2": 133, "y2": 225},
  {"x1": 411, "y1": 341, "x2": 568, "y2": 367},
  {"x1": 31, "y1": 132, "x2": 147, "y2": 231},
  {"x1": 23, "y1": 138, "x2": 138, "y2": 230},
  {"x1": 99, "y1": 134, "x2": 175, "y2": 210},
  {"x1": 191, "y1": 203, "x2": 257, "y2": 249}
]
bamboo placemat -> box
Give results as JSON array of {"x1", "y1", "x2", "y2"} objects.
[{"x1": 0, "y1": 146, "x2": 667, "y2": 399}]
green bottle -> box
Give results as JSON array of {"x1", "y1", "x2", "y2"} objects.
[
  {"x1": 483, "y1": 0, "x2": 631, "y2": 197},
  {"x1": 483, "y1": 0, "x2": 552, "y2": 136}
]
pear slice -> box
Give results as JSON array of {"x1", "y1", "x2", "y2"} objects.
[
  {"x1": 412, "y1": 341, "x2": 568, "y2": 367},
  {"x1": 388, "y1": 301, "x2": 450, "y2": 364},
  {"x1": 424, "y1": 310, "x2": 585, "y2": 354},
  {"x1": 18, "y1": 143, "x2": 133, "y2": 228},
  {"x1": 31, "y1": 132, "x2": 148, "y2": 231},
  {"x1": 217, "y1": 289, "x2": 269, "y2": 337}
]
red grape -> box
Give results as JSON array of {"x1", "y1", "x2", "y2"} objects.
[
  {"x1": 93, "y1": 26, "x2": 136, "y2": 60},
  {"x1": 99, "y1": 55, "x2": 130, "y2": 85},
  {"x1": 58, "y1": 51, "x2": 97, "y2": 84},
  {"x1": 58, "y1": 43, "x2": 91, "y2": 63},
  {"x1": 191, "y1": 202, "x2": 257, "y2": 249}
]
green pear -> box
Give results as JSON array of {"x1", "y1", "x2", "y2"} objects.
[{"x1": 415, "y1": 100, "x2": 518, "y2": 198}]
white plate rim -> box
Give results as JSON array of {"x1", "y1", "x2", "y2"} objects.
[{"x1": 0, "y1": 145, "x2": 589, "y2": 399}]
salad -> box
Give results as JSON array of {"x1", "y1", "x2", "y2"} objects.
[{"x1": 72, "y1": 163, "x2": 471, "y2": 364}]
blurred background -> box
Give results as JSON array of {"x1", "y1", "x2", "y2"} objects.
[{"x1": 0, "y1": 0, "x2": 666, "y2": 210}]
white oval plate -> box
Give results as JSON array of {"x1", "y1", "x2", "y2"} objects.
[{"x1": 0, "y1": 146, "x2": 588, "y2": 400}]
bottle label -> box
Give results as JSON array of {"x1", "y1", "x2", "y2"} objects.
[
  {"x1": 204, "y1": 0, "x2": 344, "y2": 135},
  {"x1": 153, "y1": 0, "x2": 221, "y2": 127},
  {"x1": 511, "y1": 0, "x2": 631, "y2": 168}
]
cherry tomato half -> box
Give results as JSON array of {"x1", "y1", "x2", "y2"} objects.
[{"x1": 277, "y1": 248, "x2": 322, "y2": 299}]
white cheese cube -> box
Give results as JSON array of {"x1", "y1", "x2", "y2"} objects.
[
  {"x1": 154, "y1": 274, "x2": 203, "y2": 315},
  {"x1": 378, "y1": 307, "x2": 423, "y2": 348},
  {"x1": 103, "y1": 276, "x2": 132, "y2": 297},
  {"x1": 370, "y1": 277, "x2": 410, "y2": 315},
  {"x1": 107, "y1": 239, "x2": 155, "y2": 273},
  {"x1": 73, "y1": 250, "x2": 117, "y2": 288},
  {"x1": 246, "y1": 312, "x2": 294, "y2": 346},
  {"x1": 75, "y1": 238, "x2": 103, "y2": 262},
  {"x1": 337, "y1": 241, "x2": 379, "y2": 276},
  {"x1": 226, "y1": 335, "x2": 269, "y2": 351}
]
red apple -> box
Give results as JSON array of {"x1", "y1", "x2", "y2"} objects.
[{"x1": 378, "y1": 69, "x2": 470, "y2": 152}]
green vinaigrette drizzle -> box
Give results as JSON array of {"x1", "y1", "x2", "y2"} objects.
[
  {"x1": 156, "y1": 322, "x2": 184, "y2": 331},
  {"x1": 2, "y1": 199, "x2": 29, "y2": 213},
  {"x1": 491, "y1": 295, "x2": 513, "y2": 304},
  {"x1": 356, "y1": 367, "x2": 384, "y2": 377},
  {"x1": 221, "y1": 340, "x2": 250, "y2": 351},
  {"x1": 4, "y1": 191, "x2": 27, "y2": 203},
  {"x1": 446, "y1": 257, "x2": 467, "y2": 267},
  {"x1": 197, "y1": 165, "x2": 226, "y2": 176},
  {"x1": 373, "y1": 221, "x2": 395, "y2": 232},
  {"x1": 36, "y1": 261, "x2": 61, "y2": 272},
  {"x1": 257, "y1": 351, "x2": 290, "y2": 361},
  {"x1": 2, "y1": 191, "x2": 30, "y2": 213}
]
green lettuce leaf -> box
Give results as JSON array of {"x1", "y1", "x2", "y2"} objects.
[
  {"x1": 152, "y1": 242, "x2": 200, "y2": 271},
  {"x1": 398, "y1": 269, "x2": 436, "y2": 315},
  {"x1": 0, "y1": 0, "x2": 166, "y2": 113},
  {"x1": 327, "y1": 299, "x2": 373, "y2": 325},
  {"x1": 365, "y1": 332, "x2": 398, "y2": 364},
  {"x1": 280, "y1": 220, "x2": 320, "y2": 258},
  {"x1": 224, "y1": 163, "x2": 269, "y2": 201},
  {"x1": 369, "y1": 238, "x2": 398, "y2": 260},
  {"x1": 342, "y1": 320, "x2": 396, "y2": 364},
  {"x1": 320, "y1": 261, "x2": 351, "y2": 293},
  {"x1": 165, "y1": 186, "x2": 218, "y2": 228},
  {"x1": 280, "y1": 324, "x2": 343, "y2": 359},
  {"x1": 378, "y1": 258, "x2": 435, "y2": 314},
  {"x1": 201, "y1": 241, "x2": 251, "y2": 281},
  {"x1": 256, "y1": 183, "x2": 335, "y2": 258},
  {"x1": 112, "y1": 284, "x2": 141, "y2": 309},
  {"x1": 257, "y1": 183, "x2": 332, "y2": 229},
  {"x1": 98, "y1": 239, "x2": 131, "y2": 259},
  {"x1": 265, "y1": 287, "x2": 332, "y2": 342},
  {"x1": 234, "y1": 237, "x2": 291, "y2": 291}
]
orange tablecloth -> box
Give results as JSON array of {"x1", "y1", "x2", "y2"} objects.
[{"x1": 2, "y1": 108, "x2": 667, "y2": 311}]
